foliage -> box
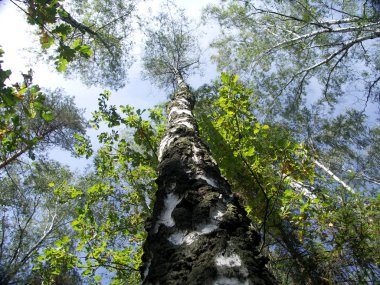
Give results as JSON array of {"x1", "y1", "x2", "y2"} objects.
[
  {"x1": 195, "y1": 73, "x2": 380, "y2": 284},
  {"x1": 34, "y1": 91, "x2": 166, "y2": 284},
  {"x1": 0, "y1": 47, "x2": 88, "y2": 284},
  {"x1": 203, "y1": 4, "x2": 380, "y2": 281},
  {"x1": 0, "y1": 48, "x2": 87, "y2": 169},
  {"x1": 28, "y1": 72, "x2": 379, "y2": 284},
  {"x1": 0, "y1": 159, "x2": 82, "y2": 284},
  {"x1": 142, "y1": 2, "x2": 201, "y2": 88},
  {"x1": 12, "y1": 0, "x2": 136, "y2": 89},
  {"x1": 3, "y1": 0, "x2": 379, "y2": 283},
  {"x1": 206, "y1": 0, "x2": 380, "y2": 117}
]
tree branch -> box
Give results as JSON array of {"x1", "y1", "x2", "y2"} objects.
[
  {"x1": 260, "y1": 22, "x2": 380, "y2": 59},
  {"x1": 56, "y1": 5, "x2": 116, "y2": 58},
  {"x1": 313, "y1": 159, "x2": 355, "y2": 194},
  {"x1": 284, "y1": 31, "x2": 380, "y2": 90}
]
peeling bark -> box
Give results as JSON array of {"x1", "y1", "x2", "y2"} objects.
[{"x1": 141, "y1": 80, "x2": 276, "y2": 285}]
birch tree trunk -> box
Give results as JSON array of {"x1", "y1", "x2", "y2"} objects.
[{"x1": 141, "y1": 78, "x2": 276, "y2": 284}]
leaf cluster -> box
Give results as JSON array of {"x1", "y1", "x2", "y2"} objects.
[
  {"x1": 14, "y1": 0, "x2": 136, "y2": 89},
  {"x1": 195, "y1": 73, "x2": 380, "y2": 284},
  {"x1": 0, "y1": 48, "x2": 87, "y2": 169},
  {"x1": 34, "y1": 91, "x2": 166, "y2": 283}
]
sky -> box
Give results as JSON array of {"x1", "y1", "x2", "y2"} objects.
[{"x1": 0, "y1": 0, "x2": 219, "y2": 171}]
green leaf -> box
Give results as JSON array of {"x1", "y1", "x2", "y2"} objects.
[
  {"x1": 79, "y1": 45, "x2": 93, "y2": 58},
  {"x1": 59, "y1": 45, "x2": 76, "y2": 61},
  {"x1": 41, "y1": 110, "x2": 54, "y2": 121},
  {"x1": 1, "y1": 92, "x2": 17, "y2": 107},
  {"x1": 56, "y1": 57, "x2": 68, "y2": 72},
  {"x1": 57, "y1": 8, "x2": 69, "y2": 19},
  {"x1": 245, "y1": 205, "x2": 253, "y2": 215},
  {"x1": 244, "y1": 147, "x2": 255, "y2": 157},
  {"x1": 82, "y1": 269, "x2": 92, "y2": 276},
  {"x1": 52, "y1": 24, "x2": 72, "y2": 41},
  {"x1": 71, "y1": 38, "x2": 82, "y2": 49},
  {"x1": 40, "y1": 32, "x2": 55, "y2": 49},
  {"x1": 221, "y1": 72, "x2": 229, "y2": 84}
]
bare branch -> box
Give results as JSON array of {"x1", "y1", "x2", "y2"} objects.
[
  {"x1": 313, "y1": 159, "x2": 355, "y2": 194},
  {"x1": 323, "y1": 48, "x2": 349, "y2": 101},
  {"x1": 250, "y1": 4, "x2": 365, "y2": 27},
  {"x1": 259, "y1": 23, "x2": 380, "y2": 60},
  {"x1": 285, "y1": 31, "x2": 380, "y2": 88}
]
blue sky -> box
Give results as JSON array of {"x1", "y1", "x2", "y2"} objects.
[{"x1": 0, "y1": 0, "x2": 219, "y2": 171}]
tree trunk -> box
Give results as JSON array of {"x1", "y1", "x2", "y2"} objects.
[{"x1": 141, "y1": 79, "x2": 276, "y2": 284}]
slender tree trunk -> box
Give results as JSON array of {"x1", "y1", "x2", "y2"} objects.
[{"x1": 141, "y1": 79, "x2": 276, "y2": 284}]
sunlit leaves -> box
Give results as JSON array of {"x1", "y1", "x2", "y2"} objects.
[
  {"x1": 74, "y1": 133, "x2": 93, "y2": 159},
  {"x1": 196, "y1": 72, "x2": 380, "y2": 284},
  {"x1": 78, "y1": 45, "x2": 93, "y2": 58},
  {"x1": 0, "y1": 50, "x2": 75, "y2": 167},
  {"x1": 40, "y1": 90, "x2": 166, "y2": 283},
  {"x1": 21, "y1": 0, "x2": 135, "y2": 89},
  {"x1": 34, "y1": 236, "x2": 80, "y2": 282},
  {"x1": 41, "y1": 110, "x2": 54, "y2": 121},
  {"x1": 40, "y1": 31, "x2": 55, "y2": 49},
  {"x1": 203, "y1": 72, "x2": 316, "y2": 210}
]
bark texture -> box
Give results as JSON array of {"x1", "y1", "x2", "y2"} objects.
[{"x1": 141, "y1": 81, "x2": 276, "y2": 285}]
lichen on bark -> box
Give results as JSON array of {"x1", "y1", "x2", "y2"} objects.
[{"x1": 141, "y1": 82, "x2": 276, "y2": 285}]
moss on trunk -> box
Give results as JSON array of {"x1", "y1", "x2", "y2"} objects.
[{"x1": 141, "y1": 82, "x2": 276, "y2": 285}]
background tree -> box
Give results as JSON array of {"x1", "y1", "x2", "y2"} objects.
[
  {"x1": 0, "y1": 48, "x2": 87, "y2": 284},
  {"x1": 206, "y1": 0, "x2": 380, "y2": 115},
  {"x1": 203, "y1": 3, "x2": 380, "y2": 282},
  {"x1": 141, "y1": 3, "x2": 201, "y2": 89},
  {"x1": 0, "y1": 159, "x2": 82, "y2": 284},
  {"x1": 0, "y1": 48, "x2": 87, "y2": 169},
  {"x1": 204, "y1": 0, "x2": 380, "y2": 202},
  {"x1": 11, "y1": 0, "x2": 136, "y2": 89}
]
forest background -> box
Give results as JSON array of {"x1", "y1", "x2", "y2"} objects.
[{"x1": 0, "y1": 0, "x2": 379, "y2": 284}]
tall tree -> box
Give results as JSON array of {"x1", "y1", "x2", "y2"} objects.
[
  {"x1": 0, "y1": 160, "x2": 82, "y2": 284},
  {"x1": 7, "y1": 1, "x2": 378, "y2": 283},
  {"x1": 140, "y1": 7, "x2": 276, "y2": 284},
  {"x1": 0, "y1": 48, "x2": 88, "y2": 284}
]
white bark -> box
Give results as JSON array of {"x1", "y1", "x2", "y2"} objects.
[{"x1": 313, "y1": 159, "x2": 355, "y2": 194}]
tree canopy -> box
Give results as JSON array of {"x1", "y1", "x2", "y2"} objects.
[
  {"x1": 0, "y1": 47, "x2": 87, "y2": 283},
  {"x1": 1, "y1": 0, "x2": 379, "y2": 284},
  {"x1": 11, "y1": 0, "x2": 136, "y2": 89},
  {"x1": 142, "y1": 4, "x2": 201, "y2": 88},
  {"x1": 206, "y1": 0, "x2": 380, "y2": 116}
]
